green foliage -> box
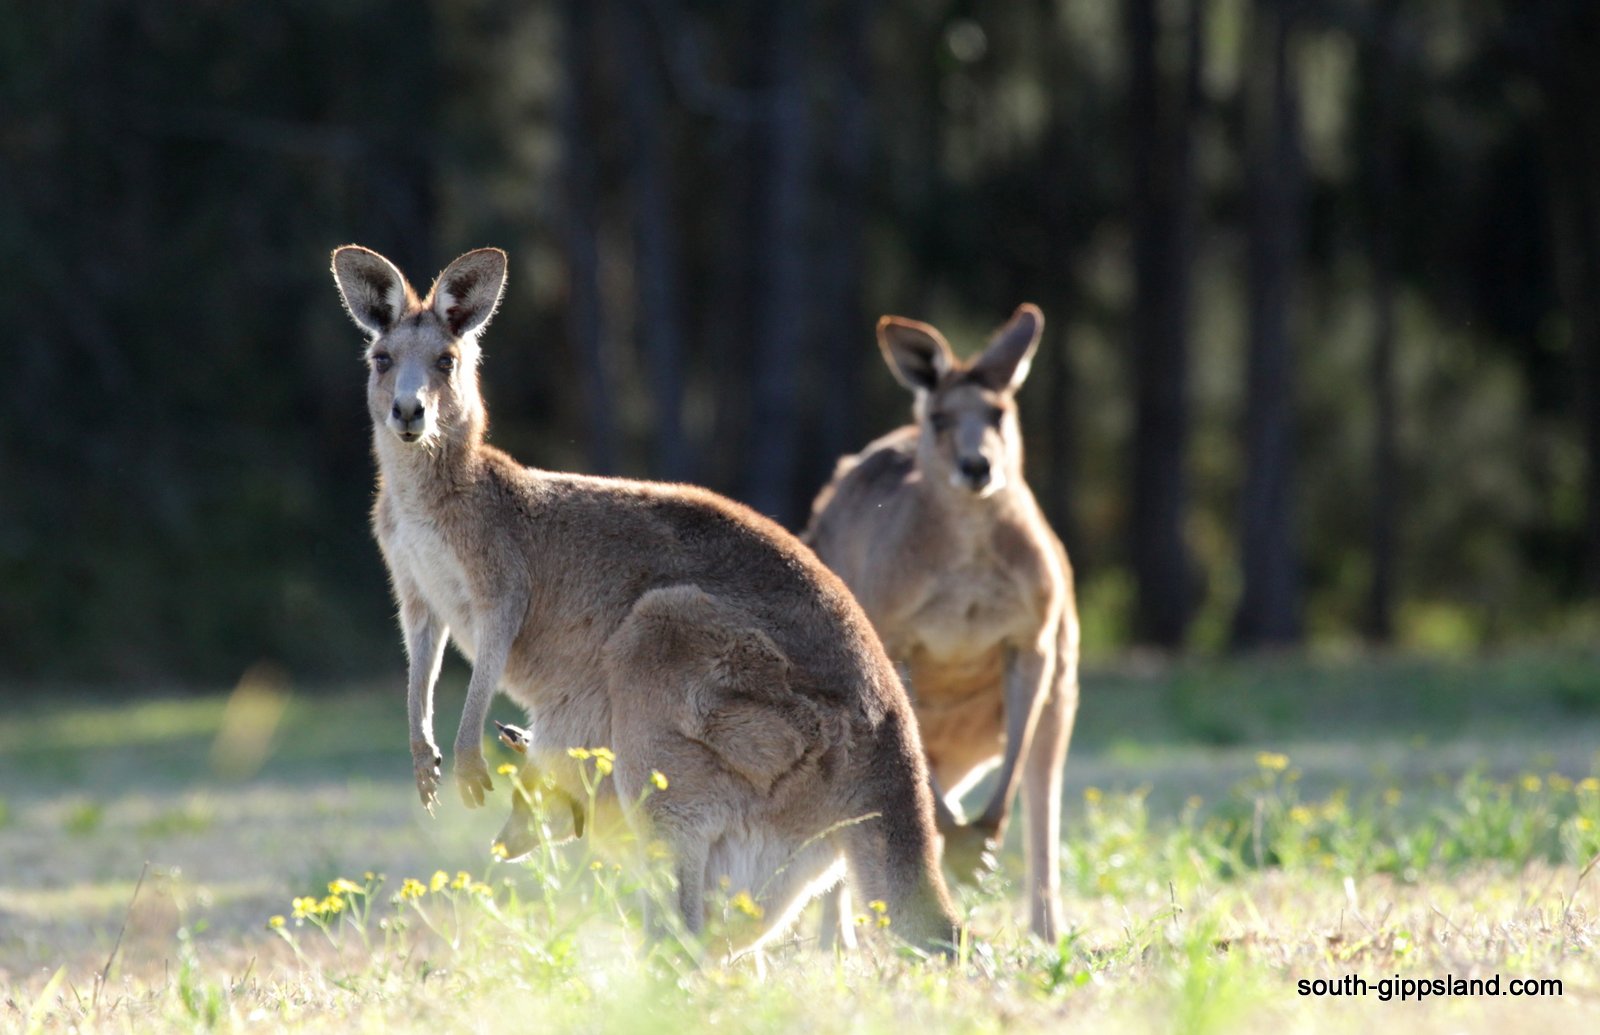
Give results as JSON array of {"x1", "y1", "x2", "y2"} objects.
[{"x1": 62, "y1": 799, "x2": 104, "y2": 837}]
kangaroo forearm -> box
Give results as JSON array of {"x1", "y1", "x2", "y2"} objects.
[
  {"x1": 404, "y1": 612, "x2": 447, "y2": 747},
  {"x1": 975, "y1": 647, "x2": 1055, "y2": 833}
]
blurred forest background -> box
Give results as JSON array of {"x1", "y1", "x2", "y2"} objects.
[{"x1": 2, "y1": 0, "x2": 1598, "y2": 684}]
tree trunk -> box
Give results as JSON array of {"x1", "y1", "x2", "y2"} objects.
[
  {"x1": 1126, "y1": 0, "x2": 1203, "y2": 649},
  {"x1": 560, "y1": 0, "x2": 617, "y2": 475},
  {"x1": 1232, "y1": 0, "x2": 1304, "y2": 650},
  {"x1": 810, "y1": 0, "x2": 874, "y2": 492},
  {"x1": 619, "y1": 0, "x2": 690, "y2": 482},
  {"x1": 1363, "y1": 0, "x2": 1401, "y2": 643},
  {"x1": 1536, "y1": 1, "x2": 1600, "y2": 594},
  {"x1": 743, "y1": 0, "x2": 813, "y2": 524}
]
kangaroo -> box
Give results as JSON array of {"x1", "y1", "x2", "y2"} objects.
[
  {"x1": 802, "y1": 304, "x2": 1078, "y2": 942},
  {"x1": 330, "y1": 245, "x2": 959, "y2": 951}
]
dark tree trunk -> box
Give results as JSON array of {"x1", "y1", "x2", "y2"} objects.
[
  {"x1": 1363, "y1": 0, "x2": 1401, "y2": 643},
  {"x1": 560, "y1": 0, "x2": 617, "y2": 475},
  {"x1": 743, "y1": 0, "x2": 813, "y2": 524},
  {"x1": 1126, "y1": 0, "x2": 1203, "y2": 649},
  {"x1": 1036, "y1": 0, "x2": 1082, "y2": 564},
  {"x1": 619, "y1": 0, "x2": 690, "y2": 482},
  {"x1": 1232, "y1": 0, "x2": 1305, "y2": 650},
  {"x1": 809, "y1": 0, "x2": 874, "y2": 492},
  {"x1": 702, "y1": 6, "x2": 762, "y2": 497},
  {"x1": 1536, "y1": 2, "x2": 1600, "y2": 594}
]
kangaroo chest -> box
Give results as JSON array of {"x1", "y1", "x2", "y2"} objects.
[
  {"x1": 382, "y1": 500, "x2": 479, "y2": 659},
  {"x1": 901, "y1": 563, "x2": 1030, "y2": 664}
]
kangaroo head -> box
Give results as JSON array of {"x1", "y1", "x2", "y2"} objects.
[
  {"x1": 877, "y1": 304, "x2": 1043, "y2": 498},
  {"x1": 331, "y1": 246, "x2": 508, "y2": 447}
]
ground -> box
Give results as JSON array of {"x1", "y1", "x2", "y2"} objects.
[{"x1": 1, "y1": 652, "x2": 1597, "y2": 1032}]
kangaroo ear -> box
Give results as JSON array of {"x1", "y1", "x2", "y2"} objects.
[
  {"x1": 970, "y1": 303, "x2": 1043, "y2": 392},
  {"x1": 431, "y1": 248, "x2": 508, "y2": 338},
  {"x1": 332, "y1": 246, "x2": 412, "y2": 336},
  {"x1": 877, "y1": 316, "x2": 954, "y2": 392}
]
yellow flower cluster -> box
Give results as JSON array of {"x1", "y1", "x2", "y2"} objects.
[
  {"x1": 1580, "y1": 777, "x2": 1600, "y2": 795},
  {"x1": 729, "y1": 890, "x2": 764, "y2": 920},
  {"x1": 854, "y1": 898, "x2": 891, "y2": 928},
  {"x1": 1256, "y1": 752, "x2": 1290, "y2": 772},
  {"x1": 396, "y1": 870, "x2": 493, "y2": 902},
  {"x1": 291, "y1": 894, "x2": 346, "y2": 919},
  {"x1": 567, "y1": 746, "x2": 616, "y2": 776},
  {"x1": 650, "y1": 770, "x2": 669, "y2": 791}
]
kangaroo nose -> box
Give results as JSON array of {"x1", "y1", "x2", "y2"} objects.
[
  {"x1": 959, "y1": 456, "x2": 991, "y2": 484},
  {"x1": 392, "y1": 398, "x2": 424, "y2": 423}
]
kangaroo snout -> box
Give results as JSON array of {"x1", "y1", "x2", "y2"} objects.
[
  {"x1": 390, "y1": 397, "x2": 427, "y2": 439},
  {"x1": 957, "y1": 455, "x2": 991, "y2": 487}
]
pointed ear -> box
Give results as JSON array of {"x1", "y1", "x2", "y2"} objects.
[
  {"x1": 970, "y1": 303, "x2": 1044, "y2": 392},
  {"x1": 430, "y1": 248, "x2": 508, "y2": 338},
  {"x1": 331, "y1": 246, "x2": 412, "y2": 336},
  {"x1": 877, "y1": 316, "x2": 954, "y2": 392}
]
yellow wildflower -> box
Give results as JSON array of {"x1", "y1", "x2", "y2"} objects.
[
  {"x1": 267, "y1": 915, "x2": 286, "y2": 930},
  {"x1": 291, "y1": 896, "x2": 318, "y2": 919},
  {"x1": 321, "y1": 895, "x2": 345, "y2": 915},
  {"x1": 1576, "y1": 817, "x2": 1594, "y2": 832},
  {"x1": 452, "y1": 870, "x2": 472, "y2": 891},
  {"x1": 1288, "y1": 805, "x2": 1313, "y2": 826},
  {"x1": 430, "y1": 870, "x2": 449, "y2": 893},
  {"x1": 567, "y1": 747, "x2": 591, "y2": 761},
  {"x1": 1578, "y1": 777, "x2": 1599, "y2": 795},
  {"x1": 1521, "y1": 774, "x2": 1542, "y2": 794},
  {"x1": 729, "y1": 890, "x2": 764, "y2": 920},
  {"x1": 491, "y1": 842, "x2": 509, "y2": 861},
  {"x1": 868, "y1": 899, "x2": 888, "y2": 914},
  {"x1": 328, "y1": 878, "x2": 362, "y2": 896},
  {"x1": 650, "y1": 770, "x2": 669, "y2": 791},
  {"x1": 398, "y1": 878, "x2": 426, "y2": 901},
  {"x1": 1083, "y1": 787, "x2": 1103, "y2": 805},
  {"x1": 497, "y1": 763, "x2": 517, "y2": 776},
  {"x1": 1256, "y1": 752, "x2": 1289, "y2": 772}
]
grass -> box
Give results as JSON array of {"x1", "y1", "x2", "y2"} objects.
[{"x1": 2, "y1": 651, "x2": 1598, "y2": 1032}]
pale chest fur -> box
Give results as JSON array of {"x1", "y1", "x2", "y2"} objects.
[
  {"x1": 895, "y1": 557, "x2": 1037, "y2": 669},
  {"x1": 379, "y1": 493, "x2": 480, "y2": 659}
]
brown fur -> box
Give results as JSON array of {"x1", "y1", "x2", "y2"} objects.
[
  {"x1": 803, "y1": 304, "x2": 1080, "y2": 941},
  {"x1": 330, "y1": 245, "x2": 959, "y2": 952}
]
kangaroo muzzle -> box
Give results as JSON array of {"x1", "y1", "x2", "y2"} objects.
[{"x1": 390, "y1": 396, "x2": 428, "y2": 440}]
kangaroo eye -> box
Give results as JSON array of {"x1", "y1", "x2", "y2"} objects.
[
  {"x1": 985, "y1": 406, "x2": 1005, "y2": 427},
  {"x1": 930, "y1": 413, "x2": 953, "y2": 433},
  {"x1": 437, "y1": 354, "x2": 456, "y2": 373},
  {"x1": 371, "y1": 353, "x2": 392, "y2": 373}
]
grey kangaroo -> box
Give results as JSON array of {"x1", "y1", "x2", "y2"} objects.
[
  {"x1": 330, "y1": 245, "x2": 959, "y2": 951},
  {"x1": 803, "y1": 304, "x2": 1078, "y2": 941}
]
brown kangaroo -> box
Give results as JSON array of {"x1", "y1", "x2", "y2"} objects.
[
  {"x1": 330, "y1": 245, "x2": 959, "y2": 951},
  {"x1": 803, "y1": 304, "x2": 1079, "y2": 941}
]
